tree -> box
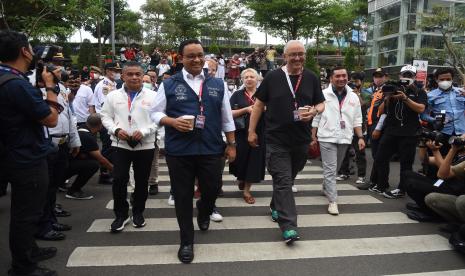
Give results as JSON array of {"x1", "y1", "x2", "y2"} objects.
[
  {"x1": 324, "y1": 0, "x2": 357, "y2": 55},
  {"x1": 162, "y1": 0, "x2": 201, "y2": 45},
  {"x1": 305, "y1": 48, "x2": 319, "y2": 76},
  {"x1": 78, "y1": 39, "x2": 97, "y2": 68},
  {"x1": 141, "y1": 0, "x2": 172, "y2": 43},
  {"x1": 115, "y1": 10, "x2": 143, "y2": 45},
  {"x1": 243, "y1": 0, "x2": 324, "y2": 41},
  {"x1": 344, "y1": 47, "x2": 356, "y2": 72},
  {"x1": 421, "y1": 5, "x2": 465, "y2": 84}
]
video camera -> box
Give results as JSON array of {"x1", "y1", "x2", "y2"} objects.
[
  {"x1": 381, "y1": 79, "x2": 410, "y2": 96},
  {"x1": 33, "y1": 45, "x2": 63, "y2": 85},
  {"x1": 449, "y1": 136, "x2": 465, "y2": 146},
  {"x1": 419, "y1": 112, "x2": 446, "y2": 146}
]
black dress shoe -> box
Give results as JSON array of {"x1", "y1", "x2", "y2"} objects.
[
  {"x1": 8, "y1": 267, "x2": 57, "y2": 276},
  {"x1": 54, "y1": 206, "x2": 71, "y2": 217},
  {"x1": 195, "y1": 200, "x2": 209, "y2": 231},
  {"x1": 31, "y1": 247, "x2": 57, "y2": 262},
  {"x1": 52, "y1": 222, "x2": 72, "y2": 231},
  {"x1": 98, "y1": 176, "x2": 114, "y2": 185},
  {"x1": 177, "y1": 244, "x2": 194, "y2": 264},
  {"x1": 406, "y1": 202, "x2": 423, "y2": 212},
  {"x1": 36, "y1": 230, "x2": 65, "y2": 241},
  {"x1": 149, "y1": 184, "x2": 159, "y2": 195}
]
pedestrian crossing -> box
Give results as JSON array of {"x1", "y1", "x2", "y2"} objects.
[{"x1": 65, "y1": 159, "x2": 463, "y2": 275}]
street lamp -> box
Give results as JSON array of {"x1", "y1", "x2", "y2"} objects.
[{"x1": 111, "y1": 0, "x2": 115, "y2": 56}]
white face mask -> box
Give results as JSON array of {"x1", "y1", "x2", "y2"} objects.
[
  {"x1": 114, "y1": 73, "x2": 121, "y2": 80},
  {"x1": 143, "y1": 83, "x2": 153, "y2": 90},
  {"x1": 93, "y1": 73, "x2": 101, "y2": 80},
  {"x1": 228, "y1": 85, "x2": 235, "y2": 91},
  {"x1": 438, "y1": 80, "x2": 452, "y2": 91}
]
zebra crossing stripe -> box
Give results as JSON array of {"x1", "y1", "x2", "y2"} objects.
[
  {"x1": 87, "y1": 212, "x2": 417, "y2": 232},
  {"x1": 157, "y1": 166, "x2": 323, "y2": 172},
  {"x1": 385, "y1": 270, "x2": 465, "y2": 276},
  {"x1": 127, "y1": 184, "x2": 358, "y2": 193},
  {"x1": 105, "y1": 195, "x2": 382, "y2": 209},
  {"x1": 157, "y1": 174, "x2": 324, "y2": 181},
  {"x1": 66, "y1": 234, "x2": 450, "y2": 267}
]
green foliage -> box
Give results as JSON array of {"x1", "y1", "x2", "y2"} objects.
[
  {"x1": 209, "y1": 43, "x2": 221, "y2": 55},
  {"x1": 344, "y1": 47, "x2": 356, "y2": 72},
  {"x1": 78, "y1": 39, "x2": 97, "y2": 68},
  {"x1": 115, "y1": 10, "x2": 143, "y2": 44},
  {"x1": 162, "y1": 0, "x2": 201, "y2": 45},
  {"x1": 141, "y1": 0, "x2": 172, "y2": 42},
  {"x1": 305, "y1": 48, "x2": 319, "y2": 76}
]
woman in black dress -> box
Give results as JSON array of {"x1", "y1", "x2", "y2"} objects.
[{"x1": 229, "y1": 68, "x2": 265, "y2": 204}]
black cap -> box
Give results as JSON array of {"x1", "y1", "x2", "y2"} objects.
[
  {"x1": 372, "y1": 67, "x2": 386, "y2": 77},
  {"x1": 104, "y1": 62, "x2": 122, "y2": 71}
]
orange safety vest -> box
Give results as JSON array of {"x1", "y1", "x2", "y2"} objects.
[{"x1": 367, "y1": 89, "x2": 384, "y2": 126}]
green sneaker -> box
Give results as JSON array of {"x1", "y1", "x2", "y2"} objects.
[
  {"x1": 270, "y1": 208, "x2": 278, "y2": 222},
  {"x1": 283, "y1": 229, "x2": 300, "y2": 244}
]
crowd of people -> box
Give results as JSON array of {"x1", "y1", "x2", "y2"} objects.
[{"x1": 1, "y1": 28, "x2": 465, "y2": 276}]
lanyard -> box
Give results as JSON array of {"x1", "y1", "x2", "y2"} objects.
[
  {"x1": 282, "y1": 66, "x2": 302, "y2": 110},
  {"x1": 127, "y1": 89, "x2": 141, "y2": 124},
  {"x1": 244, "y1": 91, "x2": 255, "y2": 105},
  {"x1": 0, "y1": 65, "x2": 22, "y2": 76},
  {"x1": 198, "y1": 81, "x2": 204, "y2": 115}
]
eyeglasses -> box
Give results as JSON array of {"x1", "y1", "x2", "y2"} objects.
[
  {"x1": 287, "y1": 52, "x2": 305, "y2": 58},
  {"x1": 183, "y1": 53, "x2": 205, "y2": 61}
]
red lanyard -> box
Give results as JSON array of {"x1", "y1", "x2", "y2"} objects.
[
  {"x1": 198, "y1": 81, "x2": 204, "y2": 115},
  {"x1": 244, "y1": 91, "x2": 255, "y2": 106},
  {"x1": 283, "y1": 67, "x2": 303, "y2": 110},
  {"x1": 338, "y1": 95, "x2": 347, "y2": 117}
]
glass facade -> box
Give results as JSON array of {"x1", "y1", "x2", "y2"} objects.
[{"x1": 366, "y1": 0, "x2": 461, "y2": 69}]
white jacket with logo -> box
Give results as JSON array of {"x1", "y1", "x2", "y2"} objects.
[
  {"x1": 312, "y1": 85, "x2": 362, "y2": 144},
  {"x1": 101, "y1": 87, "x2": 157, "y2": 151}
]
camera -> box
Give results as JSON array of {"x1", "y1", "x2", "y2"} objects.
[
  {"x1": 449, "y1": 136, "x2": 465, "y2": 146},
  {"x1": 33, "y1": 45, "x2": 63, "y2": 85},
  {"x1": 381, "y1": 80, "x2": 410, "y2": 96},
  {"x1": 420, "y1": 130, "x2": 444, "y2": 146}
]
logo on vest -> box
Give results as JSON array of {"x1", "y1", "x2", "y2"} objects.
[
  {"x1": 175, "y1": 84, "x2": 188, "y2": 101},
  {"x1": 207, "y1": 86, "x2": 219, "y2": 97}
]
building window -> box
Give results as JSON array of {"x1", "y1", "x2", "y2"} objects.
[
  {"x1": 405, "y1": 34, "x2": 416, "y2": 48},
  {"x1": 424, "y1": 0, "x2": 451, "y2": 14},
  {"x1": 378, "y1": 2, "x2": 401, "y2": 22},
  {"x1": 378, "y1": 50, "x2": 397, "y2": 67},
  {"x1": 409, "y1": 0, "x2": 418, "y2": 13},
  {"x1": 378, "y1": 37, "x2": 398, "y2": 52},
  {"x1": 377, "y1": 19, "x2": 400, "y2": 37},
  {"x1": 421, "y1": 35, "x2": 444, "y2": 49}
]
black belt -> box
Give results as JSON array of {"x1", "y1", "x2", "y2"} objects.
[{"x1": 50, "y1": 134, "x2": 69, "y2": 138}]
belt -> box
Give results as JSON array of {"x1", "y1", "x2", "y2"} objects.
[{"x1": 51, "y1": 134, "x2": 69, "y2": 145}]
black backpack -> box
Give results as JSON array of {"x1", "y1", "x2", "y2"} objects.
[{"x1": 0, "y1": 73, "x2": 24, "y2": 158}]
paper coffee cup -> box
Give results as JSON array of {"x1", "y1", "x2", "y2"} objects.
[
  {"x1": 298, "y1": 107, "x2": 309, "y2": 116},
  {"x1": 181, "y1": 115, "x2": 195, "y2": 130}
]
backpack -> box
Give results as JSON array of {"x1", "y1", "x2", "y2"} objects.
[{"x1": 0, "y1": 73, "x2": 24, "y2": 158}]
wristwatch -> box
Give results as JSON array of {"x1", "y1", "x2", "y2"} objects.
[
  {"x1": 227, "y1": 141, "x2": 237, "y2": 147},
  {"x1": 45, "y1": 86, "x2": 59, "y2": 95}
]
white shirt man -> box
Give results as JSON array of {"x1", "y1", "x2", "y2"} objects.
[{"x1": 72, "y1": 84, "x2": 93, "y2": 125}]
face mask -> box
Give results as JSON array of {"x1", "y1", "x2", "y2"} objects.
[
  {"x1": 143, "y1": 83, "x2": 153, "y2": 90},
  {"x1": 26, "y1": 50, "x2": 37, "y2": 71},
  {"x1": 92, "y1": 73, "x2": 100, "y2": 80},
  {"x1": 400, "y1": 78, "x2": 415, "y2": 86},
  {"x1": 114, "y1": 73, "x2": 121, "y2": 80},
  {"x1": 142, "y1": 59, "x2": 147, "y2": 63},
  {"x1": 228, "y1": 85, "x2": 235, "y2": 91},
  {"x1": 438, "y1": 80, "x2": 452, "y2": 91}
]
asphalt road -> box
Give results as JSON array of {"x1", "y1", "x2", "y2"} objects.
[{"x1": 1, "y1": 149, "x2": 464, "y2": 276}]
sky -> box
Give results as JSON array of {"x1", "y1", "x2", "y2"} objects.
[{"x1": 70, "y1": 0, "x2": 284, "y2": 45}]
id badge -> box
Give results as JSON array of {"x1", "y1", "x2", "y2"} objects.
[
  {"x1": 195, "y1": 115, "x2": 206, "y2": 129},
  {"x1": 340, "y1": 120, "x2": 346, "y2": 129},
  {"x1": 293, "y1": 110, "x2": 300, "y2": 122}
]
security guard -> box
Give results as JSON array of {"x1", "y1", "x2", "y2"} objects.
[
  {"x1": 90, "y1": 62, "x2": 121, "y2": 184},
  {"x1": 36, "y1": 53, "x2": 81, "y2": 241}
]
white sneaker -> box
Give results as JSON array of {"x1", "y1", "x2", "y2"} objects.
[
  {"x1": 336, "y1": 174, "x2": 349, "y2": 181},
  {"x1": 292, "y1": 186, "x2": 298, "y2": 193},
  {"x1": 355, "y1": 177, "x2": 365, "y2": 184},
  {"x1": 328, "y1": 202, "x2": 339, "y2": 215},
  {"x1": 210, "y1": 209, "x2": 223, "y2": 222},
  {"x1": 167, "y1": 195, "x2": 175, "y2": 206}
]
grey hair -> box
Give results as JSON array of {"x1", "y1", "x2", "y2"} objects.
[
  {"x1": 284, "y1": 40, "x2": 305, "y2": 54},
  {"x1": 240, "y1": 68, "x2": 262, "y2": 82}
]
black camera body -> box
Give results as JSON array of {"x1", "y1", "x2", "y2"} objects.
[
  {"x1": 449, "y1": 136, "x2": 465, "y2": 146},
  {"x1": 420, "y1": 130, "x2": 444, "y2": 146},
  {"x1": 381, "y1": 80, "x2": 410, "y2": 96},
  {"x1": 34, "y1": 45, "x2": 63, "y2": 85}
]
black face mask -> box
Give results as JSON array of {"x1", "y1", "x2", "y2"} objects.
[{"x1": 27, "y1": 51, "x2": 37, "y2": 71}]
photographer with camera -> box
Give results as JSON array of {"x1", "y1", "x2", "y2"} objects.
[
  {"x1": 423, "y1": 68, "x2": 465, "y2": 156},
  {"x1": 0, "y1": 30, "x2": 60, "y2": 276},
  {"x1": 370, "y1": 65, "x2": 427, "y2": 199}
]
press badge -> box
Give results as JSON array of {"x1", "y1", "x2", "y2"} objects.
[
  {"x1": 195, "y1": 115, "x2": 206, "y2": 129},
  {"x1": 340, "y1": 120, "x2": 346, "y2": 129},
  {"x1": 293, "y1": 110, "x2": 300, "y2": 121}
]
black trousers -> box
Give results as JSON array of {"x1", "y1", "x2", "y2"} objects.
[
  {"x1": 339, "y1": 136, "x2": 367, "y2": 177},
  {"x1": 404, "y1": 170, "x2": 465, "y2": 211},
  {"x1": 66, "y1": 158, "x2": 99, "y2": 193},
  {"x1": 112, "y1": 147, "x2": 154, "y2": 218},
  {"x1": 267, "y1": 144, "x2": 308, "y2": 232},
  {"x1": 166, "y1": 154, "x2": 223, "y2": 245},
  {"x1": 7, "y1": 160, "x2": 48, "y2": 274},
  {"x1": 37, "y1": 144, "x2": 69, "y2": 235},
  {"x1": 375, "y1": 134, "x2": 417, "y2": 191},
  {"x1": 0, "y1": 168, "x2": 8, "y2": 195},
  {"x1": 100, "y1": 127, "x2": 113, "y2": 174}
]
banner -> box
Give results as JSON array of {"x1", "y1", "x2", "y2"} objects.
[{"x1": 413, "y1": 60, "x2": 428, "y2": 84}]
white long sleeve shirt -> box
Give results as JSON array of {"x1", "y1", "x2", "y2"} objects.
[{"x1": 150, "y1": 68, "x2": 235, "y2": 133}]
